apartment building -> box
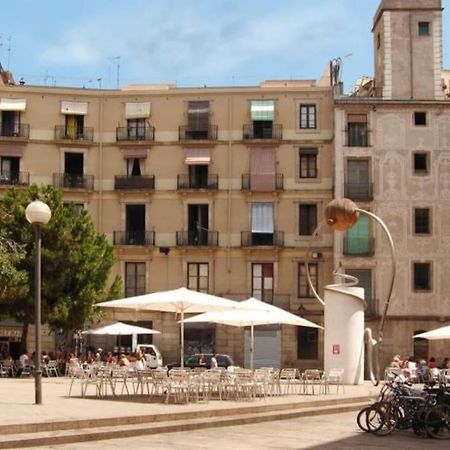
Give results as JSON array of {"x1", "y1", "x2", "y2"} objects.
[
  {"x1": 0, "y1": 76, "x2": 334, "y2": 367},
  {"x1": 334, "y1": 0, "x2": 450, "y2": 369}
]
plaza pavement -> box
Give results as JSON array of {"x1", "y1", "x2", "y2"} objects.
[{"x1": 0, "y1": 376, "x2": 383, "y2": 448}]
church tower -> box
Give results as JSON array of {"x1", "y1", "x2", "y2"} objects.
[{"x1": 373, "y1": 0, "x2": 444, "y2": 99}]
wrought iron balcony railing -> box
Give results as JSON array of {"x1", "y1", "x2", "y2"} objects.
[
  {"x1": 54, "y1": 125, "x2": 94, "y2": 142},
  {"x1": 242, "y1": 123, "x2": 282, "y2": 140},
  {"x1": 177, "y1": 174, "x2": 218, "y2": 190},
  {"x1": 113, "y1": 231, "x2": 155, "y2": 246},
  {"x1": 346, "y1": 127, "x2": 369, "y2": 147},
  {"x1": 0, "y1": 123, "x2": 30, "y2": 139},
  {"x1": 241, "y1": 231, "x2": 284, "y2": 247},
  {"x1": 344, "y1": 182, "x2": 374, "y2": 201},
  {"x1": 53, "y1": 173, "x2": 94, "y2": 190},
  {"x1": 241, "y1": 173, "x2": 283, "y2": 191},
  {"x1": 176, "y1": 230, "x2": 218, "y2": 247},
  {"x1": 0, "y1": 171, "x2": 29, "y2": 186},
  {"x1": 116, "y1": 125, "x2": 155, "y2": 142},
  {"x1": 114, "y1": 175, "x2": 155, "y2": 190},
  {"x1": 178, "y1": 125, "x2": 218, "y2": 141},
  {"x1": 343, "y1": 236, "x2": 375, "y2": 256}
]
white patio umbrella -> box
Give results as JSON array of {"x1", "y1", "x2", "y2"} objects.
[
  {"x1": 182, "y1": 297, "x2": 322, "y2": 370},
  {"x1": 413, "y1": 324, "x2": 450, "y2": 340},
  {"x1": 96, "y1": 287, "x2": 248, "y2": 367},
  {"x1": 81, "y1": 321, "x2": 160, "y2": 336}
]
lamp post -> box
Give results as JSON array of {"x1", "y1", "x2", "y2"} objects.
[{"x1": 25, "y1": 200, "x2": 51, "y2": 405}]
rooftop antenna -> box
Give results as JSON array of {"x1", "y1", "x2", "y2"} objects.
[
  {"x1": 6, "y1": 36, "x2": 12, "y2": 70},
  {"x1": 107, "y1": 56, "x2": 121, "y2": 88}
]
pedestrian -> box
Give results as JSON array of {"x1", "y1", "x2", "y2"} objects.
[{"x1": 210, "y1": 353, "x2": 218, "y2": 369}]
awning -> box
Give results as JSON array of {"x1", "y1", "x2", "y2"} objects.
[
  {"x1": 0, "y1": 145, "x2": 25, "y2": 157},
  {"x1": 347, "y1": 113, "x2": 367, "y2": 123},
  {"x1": 250, "y1": 100, "x2": 274, "y2": 121},
  {"x1": 121, "y1": 148, "x2": 149, "y2": 159},
  {"x1": 185, "y1": 148, "x2": 211, "y2": 165},
  {"x1": 251, "y1": 202, "x2": 274, "y2": 233},
  {"x1": 125, "y1": 102, "x2": 151, "y2": 119},
  {"x1": 250, "y1": 147, "x2": 275, "y2": 191},
  {"x1": 61, "y1": 101, "x2": 88, "y2": 115},
  {"x1": 0, "y1": 98, "x2": 26, "y2": 111}
]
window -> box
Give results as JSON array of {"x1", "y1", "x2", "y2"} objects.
[
  {"x1": 413, "y1": 152, "x2": 429, "y2": 174},
  {"x1": 413, "y1": 262, "x2": 431, "y2": 291},
  {"x1": 0, "y1": 111, "x2": 20, "y2": 136},
  {"x1": 0, "y1": 156, "x2": 20, "y2": 183},
  {"x1": 251, "y1": 203, "x2": 274, "y2": 245},
  {"x1": 346, "y1": 159, "x2": 371, "y2": 200},
  {"x1": 346, "y1": 269, "x2": 375, "y2": 316},
  {"x1": 63, "y1": 202, "x2": 84, "y2": 216},
  {"x1": 188, "y1": 263, "x2": 209, "y2": 293},
  {"x1": 252, "y1": 263, "x2": 274, "y2": 303},
  {"x1": 299, "y1": 105, "x2": 316, "y2": 129},
  {"x1": 299, "y1": 204, "x2": 317, "y2": 236},
  {"x1": 347, "y1": 114, "x2": 368, "y2": 147},
  {"x1": 299, "y1": 148, "x2": 318, "y2": 178},
  {"x1": 126, "y1": 204, "x2": 146, "y2": 245},
  {"x1": 414, "y1": 208, "x2": 430, "y2": 234},
  {"x1": 414, "y1": 112, "x2": 427, "y2": 126},
  {"x1": 188, "y1": 204, "x2": 209, "y2": 245},
  {"x1": 250, "y1": 100, "x2": 275, "y2": 138},
  {"x1": 125, "y1": 262, "x2": 146, "y2": 297},
  {"x1": 298, "y1": 262, "x2": 318, "y2": 298},
  {"x1": 65, "y1": 114, "x2": 84, "y2": 139},
  {"x1": 127, "y1": 118, "x2": 147, "y2": 140},
  {"x1": 344, "y1": 214, "x2": 372, "y2": 255},
  {"x1": 297, "y1": 328, "x2": 318, "y2": 360},
  {"x1": 418, "y1": 22, "x2": 430, "y2": 36},
  {"x1": 377, "y1": 32, "x2": 381, "y2": 49},
  {"x1": 127, "y1": 158, "x2": 142, "y2": 176},
  {"x1": 187, "y1": 101, "x2": 210, "y2": 139}
]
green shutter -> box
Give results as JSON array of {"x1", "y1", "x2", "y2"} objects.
[{"x1": 345, "y1": 215, "x2": 371, "y2": 254}]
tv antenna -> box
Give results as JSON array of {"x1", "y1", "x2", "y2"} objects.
[
  {"x1": 108, "y1": 56, "x2": 121, "y2": 88},
  {"x1": 6, "y1": 36, "x2": 12, "y2": 70}
]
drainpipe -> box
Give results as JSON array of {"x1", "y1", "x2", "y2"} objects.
[{"x1": 227, "y1": 95, "x2": 233, "y2": 278}]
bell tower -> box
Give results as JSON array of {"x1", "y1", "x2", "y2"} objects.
[{"x1": 373, "y1": 0, "x2": 444, "y2": 100}]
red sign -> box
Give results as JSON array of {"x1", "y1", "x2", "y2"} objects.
[{"x1": 332, "y1": 344, "x2": 340, "y2": 355}]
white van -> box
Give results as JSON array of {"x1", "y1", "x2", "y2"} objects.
[{"x1": 135, "y1": 344, "x2": 163, "y2": 368}]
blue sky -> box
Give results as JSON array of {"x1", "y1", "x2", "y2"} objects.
[{"x1": 1, "y1": 0, "x2": 449, "y2": 91}]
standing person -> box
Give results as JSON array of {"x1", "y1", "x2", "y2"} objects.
[
  {"x1": 210, "y1": 353, "x2": 218, "y2": 369},
  {"x1": 429, "y1": 357, "x2": 437, "y2": 369},
  {"x1": 16, "y1": 349, "x2": 30, "y2": 377}
]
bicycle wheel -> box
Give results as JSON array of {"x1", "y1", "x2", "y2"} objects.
[
  {"x1": 357, "y1": 406, "x2": 374, "y2": 432},
  {"x1": 369, "y1": 402, "x2": 399, "y2": 436},
  {"x1": 424, "y1": 405, "x2": 450, "y2": 440}
]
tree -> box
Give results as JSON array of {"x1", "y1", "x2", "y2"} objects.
[{"x1": 0, "y1": 184, "x2": 121, "y2": 351}]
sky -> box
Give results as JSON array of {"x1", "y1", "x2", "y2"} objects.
[{"x1": 1, "y1": 0, "x2": 449, "y2": 92}]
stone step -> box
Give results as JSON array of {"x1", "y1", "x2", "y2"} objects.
[
  {"x1": 0, "y1": 394, "x2": 372, "y2": 436},
  {"x1": 0, "y1": 400, "x2": 368, "y2": 449}
]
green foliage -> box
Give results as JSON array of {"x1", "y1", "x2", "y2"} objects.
[{"x1": 0, "y1": 184, "x2": 121, "y2": 333}]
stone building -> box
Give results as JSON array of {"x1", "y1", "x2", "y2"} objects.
[
  {"x1": 333, "y1": 0, "x2": 450, "y2": 369},
  {"x1": 0, "y1": 75, "x2": 334, "y2": 367}
]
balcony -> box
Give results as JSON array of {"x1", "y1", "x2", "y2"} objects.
[
  {"x1": 116, "y1": 125, "x2": 154, "y2": 142},
  {"x1": 176, "y1": 230, "x2": 218, "y2": 247},
  {"x1": 113, "y1": 231, "x2": 155, "y2": 246},
  {"x1": 54, "y1": 125, "x2": 93, "y2": 142},
  {"x1": 344, "y1": 182, "x2": 373, "y2": 201},
  {"x1": 0, "y1": 124, "x2": 30, "y2": 140},
  {"x1": 243, "y1": 123, "x2": 282, "y2": 140},
  {"x1": 0, "y1": 171, "x2": 29, "y2": 186},
  {"x1": 114, "y1": 175, "x2": 155, "y2": 190},
  {"x1": 177, "y1": 174, "x2": 218, "y2": 190},
  {"x1": 343, "y1": 236, "x2": 374, "y2": 256},
  {"x1": 242, "y1": 173, "x2": 283, "y2": 191},
  {"x1": 178, "y1": 125, "x2": 218, "y2": 141},
  {"x1": 53, "y1": 173, "x2": 94, "y2": 190},
  {"x1": 241, "y1": 231, "x2": 284, "y2": 247}
]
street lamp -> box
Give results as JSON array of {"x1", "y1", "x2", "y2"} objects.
[{"x1": 25, "y1": 200, "x2": 51, "y2": 405}]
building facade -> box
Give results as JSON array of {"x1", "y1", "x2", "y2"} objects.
[
  {"x1": 0, "y1": 77, "x2": 334, "y2": 367},
  {"x1": 334, "y1": 0, "x2": 450, "y2": 369}
]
